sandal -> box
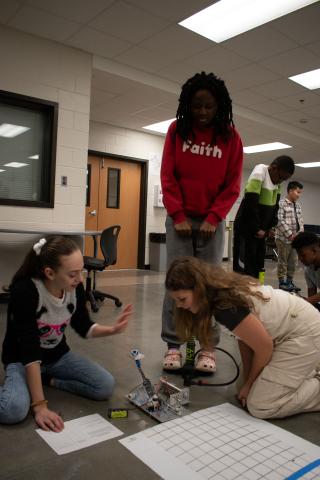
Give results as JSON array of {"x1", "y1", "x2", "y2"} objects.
[
  {"x1": 196, "y1": 350, "x2": 216, "y2": 373},
  {"x1": 163, "y1": 349, "x2": 182, "y2": 370}
]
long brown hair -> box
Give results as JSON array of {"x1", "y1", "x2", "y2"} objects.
[
  {"x1": 11, "y1": 235, "x2": 80, "y2": 286},
  {"x1": 165, "y1": 257, "x2": 268, "y2": 345}
]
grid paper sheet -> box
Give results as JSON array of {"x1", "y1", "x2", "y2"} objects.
[{"x1": 120, "y1": 403, "x2": 320, "y2": 480}]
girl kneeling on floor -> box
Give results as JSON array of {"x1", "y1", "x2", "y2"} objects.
[
  {"x1": 0, "y1": 236, "x2": 132, "y2": 431},
  {"x1": 165, "y1": 256, "x2": 320, "y2": 419}
]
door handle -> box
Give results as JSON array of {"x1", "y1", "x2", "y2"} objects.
[{"x1": 89, "y1": 210, "x2": 97, "y2": 216}]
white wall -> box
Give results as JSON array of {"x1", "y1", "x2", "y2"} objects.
[
  {"x1": 0, "y1": 26, "x2": 92, "y2": 284},
  {"x1": 89, "y1": 121, "x2": 320, "y2": 265}
]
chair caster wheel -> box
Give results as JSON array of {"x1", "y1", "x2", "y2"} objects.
[{"x1": 115, "y1": 300, "x2": 122, "y2": 307}]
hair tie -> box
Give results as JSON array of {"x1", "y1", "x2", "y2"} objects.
[{"x1": 33, "y1": 238, "x2": 47, "y2": 256}]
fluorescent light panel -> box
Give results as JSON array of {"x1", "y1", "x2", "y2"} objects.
[
  {"x1": 244, "y1": 142, "x2": 292, "y2": 154},
  {"x1": 289, "y1": 68, "x2": 320, "y2": 90},
  {"x1": 28, "y1": 154, "x2": 39, "y2": 159},
  {"x1": 4, "y1": 162, "x2": 29, "y2": 168},
  {"x1": 296, "y1": 161, "x2": 320, "y2": 168},
  {"x1": 179, "y1": 0, "x2": 318, "y2": 43},
  {"x1": 0, "y1": 169, "x2": 5, "y2": 172},
  {"x1": 143, "y1": 118, "x2": 175, "y2": 134},
  {"x1": 0, "y1": 123, "x2": 30, "y2": 138}
]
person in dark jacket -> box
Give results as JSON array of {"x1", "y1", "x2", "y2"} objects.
[{"x1": 233, "y1": 156, "x2": 294, "y2": 278}]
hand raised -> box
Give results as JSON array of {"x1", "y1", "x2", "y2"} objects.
[{"x1": 111, "y1": 304, "x2": 133, "y2": 334}]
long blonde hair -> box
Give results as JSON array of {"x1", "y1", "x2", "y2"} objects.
[{"x1": 165, "y1": 257, "x2": 268, "y2": 345}]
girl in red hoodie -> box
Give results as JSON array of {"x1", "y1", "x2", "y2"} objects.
[{"x1": 160, "y1": 71, "x2": 243, "y2": 373}]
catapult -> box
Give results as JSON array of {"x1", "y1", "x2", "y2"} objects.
[{"x1": 127, "y1": 349, "x2": 190, "y2": 422}]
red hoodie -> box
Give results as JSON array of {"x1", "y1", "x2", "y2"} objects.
[{"x1": 160, "y1": 120, "x2": 243, "y2": 226}]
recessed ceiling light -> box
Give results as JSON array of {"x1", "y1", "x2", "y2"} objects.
[
  {"x1": 289, "y1": 68, "x2": 320, "y2": 90},
  {"x1": 244, "y1": 142, "x2": 292, "y2": 154},
  {"x1": 4, "y1": 162, "x2": 29, "y2": 168},
  {"x1": 0, "y1": 123, "x2": 30, "y2": 138},
  {"x1": 28, "y1": 154, "x2": 39, "y2": 160},
  {"x1": 179, "y1": 0, "x2": 318, "y2": 43},
  {"x1": 143, "y1": 119, "x2": 175, "y2": 134},
  {"x1": 296, "y1": 161, "x2": 320, "y2": 168}
]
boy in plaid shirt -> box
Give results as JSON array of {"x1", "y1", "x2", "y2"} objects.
[{"x1": 275, "y1": 181, "x2": 304, "y2": 291}]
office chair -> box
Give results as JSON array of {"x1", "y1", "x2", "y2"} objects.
[
  {"x1": 265, "y1": 236, "x2": 278, "y2": 261},
  {"x1": 83, "y1": 225, "x2": 122, "y2": 312}
]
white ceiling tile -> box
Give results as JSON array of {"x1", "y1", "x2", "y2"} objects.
[
  {"x1": 251, "y1": 79, "x2": 306, "y2": 99},
  {"x1": 9, "y1": 5, "x2": 81, "y2": 42},
  {"x1": 303, "y1": 104, "x2": 320, "y2": 119},
  {"x1": 133, "y1": 105, "x2": 176, "y2": 122},
  {"x1": 222, "y1": 64, "x2": 281, "y2": 92},
  {"x1": 89, "y1": 1, "x2": 169, "y2": 43},
  {"x1": 26, "y1": 0, "x2": 114, "y2": 24},
  {"x1": 126, "y1": 0, "x2": 214, "y2": 22},
  {"x1": 250, "y1": 100, "x2": 290, "y2": 116},
  {"x1": 66, "y1": 27, "x2": 131, "y2": 58},
  {"x1": 305, "y1": 40, "x2": 320, "y2": 58},
  {"x1": 90, "y1": 89, "x2": 117, "y2": 108},
  {"x1": 116, "y1": 46, "x2": 173, "y2": 73},
  {"x1": 279, "y1": 91, "x2": 320, "y2": 109},
  {"x1": 91, "y1": 70, "x2": 140, "y2": 94},
  {"x1": 271, "y1": 2, "x2": 320, "y2": 46},
  {"x1": 184, "y1": 45, "x2": 250, "y2": 74},
  {"x1": 125, "y1": 85, "x2": 176, "y2": 105},
  {"x1": 224, "y1": 25, "x2": 298, "y2": 61},
  {"x1": 0, "y1": 0, "x2": 21, "y2": 24},
  {"x1": 259, "y1": 47, "x2": 320, "y2": 76},
  {"x1": 140, "y1": 24, "x2": 214, "y2": 62},
  {"x1": 156, "y1": 62, "x2": 200, "y2": 84},
  {"x1": 299, "y1": 117, "x2": 320, "y2": 135},
  {"x1": 275, "y1": 109, "x2": 313, "y2": 125},
  {"x1": 231, "y1": 89, "x2": 270, "y2": 107}
]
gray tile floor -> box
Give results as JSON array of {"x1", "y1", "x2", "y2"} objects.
[{"x1": 0, "y1": 260, "x2": 319, "y2": 480}]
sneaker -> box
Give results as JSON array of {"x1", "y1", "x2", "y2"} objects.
[
  {"x1": 162, "y1": 349, "x2": 182, "y2": 370},
  {"x1": 279, "y1": 280, "x2": 293, "y2": 291},
  {"x1": 287, "y1": 280, "x2": 301, "y2": 292}
]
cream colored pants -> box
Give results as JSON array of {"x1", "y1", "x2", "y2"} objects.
[{"x1": 246, "y1": 300, "x2": 320, "y2": 419}]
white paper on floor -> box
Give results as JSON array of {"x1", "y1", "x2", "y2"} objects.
[
  {"x1": 120, "y1": 403, "x2": 320, "y2": 480},
  {"x1": 36, "y1": 413, "x2": 123, "y2": 455}
]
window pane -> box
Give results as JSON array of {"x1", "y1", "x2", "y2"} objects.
[
  {"x1": 86, "y1": 164, "x2": 91, "y2": 207},
  {"x1": 0, "y1": 91, "x2": 57, "y2": 207},
  {"x1": 107, "y1": 168, "x2": 120, "y2": 208}
]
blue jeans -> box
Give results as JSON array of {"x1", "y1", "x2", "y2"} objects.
[{"x1": 0, "y1": 351, "x2": 115, "y2": 425}]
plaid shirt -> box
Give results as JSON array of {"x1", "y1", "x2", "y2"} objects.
[{"x1": 275, "y1": 197, "x2": 304, "y2": 243}]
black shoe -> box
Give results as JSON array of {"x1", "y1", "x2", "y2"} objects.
[
  {"x1": 287, "y1": 280, "x2": 301, "y2": 292},
  {"x1": 279, "y1": 280, "x2": 294, "y2": 292}
]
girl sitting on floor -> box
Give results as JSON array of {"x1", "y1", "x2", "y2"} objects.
[
  {"x1": 165, "y1": 256, "x2": 320, "y2": 419},
  {"x1": 0, "y1": 236, "x2": 132, "y2": 431}
]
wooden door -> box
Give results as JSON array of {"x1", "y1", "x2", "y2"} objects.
[
  {"x1": 85, "y1": 155, "x2": 141, "y2": 269},
  {"x1": 84, "y1": 157, "x2": 99, "y2": 256}
]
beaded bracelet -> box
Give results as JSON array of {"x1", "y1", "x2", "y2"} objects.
[{"x1": 31, "y1": 399, "x2": 48, "y2": 408}]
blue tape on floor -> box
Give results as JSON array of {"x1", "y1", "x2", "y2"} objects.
[{"x1": 285, "y1": 458, "x2": 320, "y2": 479}]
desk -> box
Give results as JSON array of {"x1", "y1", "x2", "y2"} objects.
[{"x1": 0, "y1": 228, "x2": 102, "y2": 303}]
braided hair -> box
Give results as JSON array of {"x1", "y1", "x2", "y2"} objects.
[{"x1": 176, "y1": 71, "x2": 234, "y2": 144}]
